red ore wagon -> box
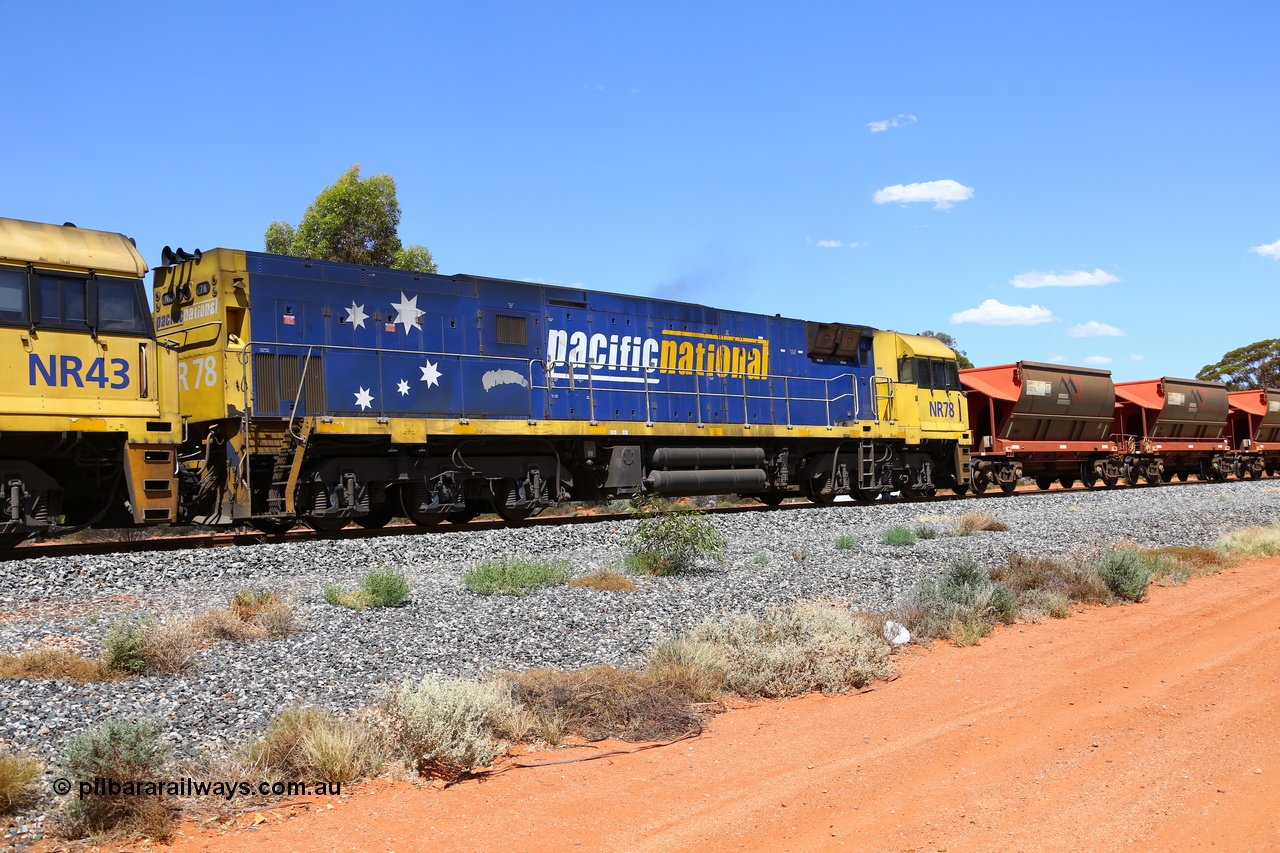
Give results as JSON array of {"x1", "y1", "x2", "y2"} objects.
[
  {"x1": 959, "y1": 361, "x2": 1119, "y2": 493},
  {"x1": 1227, "y1": 388, "x2": 1280, "y2": 478},
  {"x1": 1112, "y1": 377, "x2": 1232, "y2": 483}
]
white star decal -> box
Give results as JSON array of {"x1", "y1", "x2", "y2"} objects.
[
  {"x1": 354, "y1": 387, "x2": 374, "y2": 410},
  {"x1": 397, "y1": 378, "x2": 410, "y2": 396},
  {"x1": 390, "y1": 291, "x2": 424, "y2": 334},
  {"x1": 420, "y1": 360, "x2": 442, "y2": 388},
  {"x1": 344, "y1": 301, "x2": 368, "y2": 329}
]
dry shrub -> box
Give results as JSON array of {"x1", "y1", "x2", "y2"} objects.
[
  {"x1": 244, "y1": 707, "x2": 381, "y2": 784},
  {"x1": 142, "y1": 620, "x2": 199, "y2": 675},
  {"x1": 954, "y1": 512, "x2": 1009, "y2": 534},
  {"x1": 0, "y1": 750, "x2": 40, "y2": 812},
  {"x1": 0, "y1": 647, "x2": 109, "y2": 682},
  {"x1": 645, "y1": 638, "x2": 725, "y2": 702},
  {"x1": 1016, "y1": 588, "x2": 1073, "y2": 622},
  {"x1": 502, "y1": 666, "x2": 703, "y2": 744},
  {"x1": 57, "y1": 718, "x2": 172, "y2": 839},
  {"x1": 568, "y1": 570, "x2": 636, "y2": 592},
  {"x1": 991, "y1": 553, "x2": 1112, "y2": 605},
  {"x1": 1143, "y1": 545, "x2": 1227, "y2": 584},
  {"x1": 1216, "y1": 524, "x2": 1280, "y2": 560},
  {"x1": 894, "y1": 560, "x2": 1017, "y2": 646},
  {"x1": 385, "y1": 676, "x2": 524, "y2": 779},
  {"x1": 198, "y1": 590, "x2": 295, "y2": 642},
  {"x1": 687, "y1": 601, "x2": 894, "y2": 698}
]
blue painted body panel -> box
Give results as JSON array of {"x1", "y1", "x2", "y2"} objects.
[{"x1": 243, "y1": 253, "x2": 878, "y2": 428}]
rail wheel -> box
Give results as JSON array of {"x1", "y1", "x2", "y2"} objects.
[
  {"x1": 401, "y1": 485, "x2": 445, "y2": 527},
  {"x1": 951, "y1": 484, "x2": 970, "y2": 496},
  {"x1": 970, "y1": 474, "x2": 990, "y2": 495},
  {"x1": 998, "y1": 479, "x2": 1018, "y2": 495},
  {"x1": 801, "y1": 475, "x2": 838, "y2": 506},
  {"x1": 1102, "y1": 473, "x2": 1120, "y2": 488},
  {"x1": 0, "y1": 533, "x2": 30, "y2": 549},
  {"x1": 490, "y1": 478, "x2": 542, "y2": 523},
  {"x1": 445, "y1": 507, "x2": 479, "y2": 524},
  {"x1": 1267, "y1": 466, "x2": 1276, "y2": 477},
  {"x1": 1059, "y1": 476, "x2": 1076, "y2": 490},
  {"x1": 250, "y1": 518, "x2": 296, "y2": 535},
  {"x1": 1160, "y1": 470, "x2": 1176, "y2": 483},
  {"x1": 755, "y1": 492, "x2": 785, "y2": 507},
  {"x1": 1124, "y1": 467, "x2": 1141, "y2": 486},
  {"x1": 1035, "y1": 475, "x2": 1053, "y2": 491},
  {"x1": 303, "y1": 516, "x2": 349, "y2": 533},
  {"x1": 1177, "y1": 471, "x2": 1189, "y2": 482}
]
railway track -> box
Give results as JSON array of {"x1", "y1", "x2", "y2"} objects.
[{"x1": 0, "y1": 475, "x2": 1258, "y2": 563}]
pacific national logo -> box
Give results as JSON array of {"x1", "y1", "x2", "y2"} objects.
[{"x1": 545, "y1": 328, "x2": 770, "y2": 385}]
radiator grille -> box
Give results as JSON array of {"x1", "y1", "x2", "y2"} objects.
[{"x1": 253, "y1": 353, "x2": 326, "y2": 415}]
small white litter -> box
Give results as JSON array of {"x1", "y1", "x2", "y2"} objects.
[{"x1": 883, "y1": 620, "x2": 911, "y2": 645}]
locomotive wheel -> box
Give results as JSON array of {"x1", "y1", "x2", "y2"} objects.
[
  {"x1": 354, "y1": 508, "x2": 395, "y2": 529},
  {"x1": 1059, "y1": 476, "x2": 1076, "y2": 490},
  {"x1": 303, "y1": 516, "x2": 349, "y2": 533},
  {"x1": 490, "y1": 479, "x2": 540, "y2": 523},
  {"x1": 1035, "y1": 475, "x2": 1053, "y2": 491},
  {"x1": 250, "y1": 518, "x2": 296, "y2": 535},
  {"x1": 801, "y1": 476, "x2": 837, "y2": 506},
  {"x1": 401, "y1": 487, "x2": 445, "y2": 527},
  {"x1": 998, "y1": 479, "x2": 1018, "y2": 495},
  {"x1": 0, "y1": 533, "x2": 30, "y2": 550},
  {"x1": 902, "y1": 485, "x2": 936, "y2": 499},
  {"x1": 755, "y1": 492, "x2": 785, "y2": 507}
]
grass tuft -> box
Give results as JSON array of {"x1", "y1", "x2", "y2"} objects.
[
  {"x1": 0, "y1": 647, "x2": 110, "y2": 682},
  {"x1": 243, "y1": 707, "x2": 381, "y2": 784},
  {"x1": 568, "y1": 569, "x2": 636, "y2": 592},
  {"x1": 914, "y1": 525, "x2": 939, "y2": 540},
  {"x1": 463, "y1": 557, "x2": 569, "y2": 595},
  {"x1": 325, "y1": 570, "x2": 411, "y2": 609},
  {"x1": 834, "y1": 535, "x2": 858, "y2": 550},
  {"x1": 1216, "y1": 525, "x2": 1280, "y2": 559},
  {"x1": 881, "y1": 525, "x2": 916, "y2": 546},
  {"x1": 141, "y1": 620, "x2": 199, "y2": 675},
  {"x1": 893, "y1": 558, "x2": 1018, "y2": 646},
  {"x1": 0, "y1": 750, "x2": 40, "y2": 812},
  {"x1": 954, "y1": 512, "x2": 1009, "y2": 535}
]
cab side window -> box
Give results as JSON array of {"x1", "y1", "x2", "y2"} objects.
[
  {"x1": 0, "y1": 268, "x2": 27, "y2": 324},
  {"x1": 39, "y1": 275, "x2": 87, "y2": 327},
  {"x1": 98, "y1": 278, "x2": 150, "y2": 333}
]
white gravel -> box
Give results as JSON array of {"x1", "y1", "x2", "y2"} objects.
[{"x1": 2, "y1": 480, "x2": 1278, "y2": 771}]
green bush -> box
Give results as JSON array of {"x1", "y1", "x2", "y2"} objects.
[
  {"x1": 58, "y1": 718, "x2": 171, "y2": 837},
  {"x1": 882, "y1": 525, "x2": 916, "y2": 547},
  {"x1": 625, "y1": 508, "x2": 725, "y2": 575},
  {"x1": 360, "y1": 569, "x2": 410, "y2": 607},
  {"x1": 894, "y1": 558, "x2": 1017, "y2": 645},
  {"x1": 834, "y1": 535, "x2": 858, "y2": 550},
  {"x1": 463, "y1": 557, "x2": 569, "y2": 595},
  {"x1": 1094, "y1": 549, "x2": 1151, "y2": 602},
  {"x1": 914, "y1": 525, "x2": 939, "y2": 540},
  {"x1": 102, "y1": 621, "x2": 148, "y2": 675}
]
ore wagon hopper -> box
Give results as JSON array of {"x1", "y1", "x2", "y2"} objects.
[
  {"x1": 1227, "y1": 388, "x2": 1280, "y2": 478},
  {"x1": 960, "y1": 361, "x2": 1118, "y2": 491},
  {"x1": 1112, "y1": 377, "x2": 1232, "y2": 482}
]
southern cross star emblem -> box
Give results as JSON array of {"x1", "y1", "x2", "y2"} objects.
[
  {"x1": 390, "y1": 292, "x2": 424, "y2": 334},
  {"x1": 420, "y1": 360, "x2": 441, "y2": 388},
  {"x1": 354, "y1": 387, "x2": 374, "y2": 410},
  {"x1": 344, "y1": 301, "x2": 368, "y2": 329},
  {"x1": 397, "y1": 378, "x2": 411, "y2": 396}
]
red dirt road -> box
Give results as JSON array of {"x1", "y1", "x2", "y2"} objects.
[{"x1": 165, "y1": 558, "x2": 1280, "y2": 853}]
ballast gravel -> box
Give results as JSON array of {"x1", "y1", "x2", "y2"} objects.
[{"x1": 1, "y1": 481, "x2": 1278, "y2": 773}]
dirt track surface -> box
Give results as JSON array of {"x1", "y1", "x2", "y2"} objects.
[{"x1": 161, "y1": 557, "x2": 1280, "y2": 853}]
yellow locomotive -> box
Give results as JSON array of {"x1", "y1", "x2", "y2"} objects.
[{"x1": 0, "y1": 218, "x2": 180, "y2": 545}]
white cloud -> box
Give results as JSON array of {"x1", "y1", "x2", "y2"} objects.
[
  {"x1": 806, "y1": 238, "x2": 861, "y2": 249},
  {"x1": 1083, "y1": 355, "x2": 1114, "y2": 365},
  {"x1": 950, "y1": 299, "x2": 1057, "y2": 326},
  {"x1": 1130, "y1": 354, "x2": 1145, "y2": 361},
  {"x1": 867, "y1": 114, "x2": 917, "y2": 133},
  {"x1": 1049, "y1": 354, "x2": 1070, "y2": 364},
  {"x1": 817, "y1": 240, "x2": 843, "y2": 248},
  {"x1": 1010, "y1": 269, "x2": 1120, "y2": 288},
  {"x1": 1068, "y1": 321, "x2": 1125, "y2": 338},
  {"x1": 1250, "y1": 238, "x2": 1280, "y2": 259},
  {"x1": 873, "y1": 179, "x2": 974, "y2": 211}
]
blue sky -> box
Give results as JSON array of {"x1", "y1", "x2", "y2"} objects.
[{"x1": 3, "y1": 1, "x2": 1277, "y2": 380}]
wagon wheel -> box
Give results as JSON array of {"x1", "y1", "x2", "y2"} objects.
[
  {"x1": 1101, "y1": 473, "x2": 1120, "y2": 488},
  {"x1": 1124, "y1": 467, "x2": 1141, "y2": 486},
  {"x1": 951, "y1": 484, "x2": 970, "y2": 497},
  {"x1": 303, "y1": 515, "x2": 349, "y2": 533},
  {"x1": 970, "y1": 474, "x2": 990, "y2": 495},
  {"x1": 1176, "y1": 471, "x2": 1189, "y2": 482},
  {"x1": 902, "y1": 485, "x2": 936, "y2": 499},
  {"x1": 1081, "y1": 471, "x2": 1099, "y2": 490},
  {"x1": 998, "y1": 479, "x2": 1018, "y2": 495},
  {"x1": 1059, "y1": 476, "x2": 1076, "y2": 491},
  {"x1": 1160, "y1": 470, "x2": 1175, "y2": 483},
  {"x1": 1035, "y1": 475, "x2": 1054, "y2": 491},
  {"x1": 250, "y1": 517, "x2": 296, "y2": 535}
]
